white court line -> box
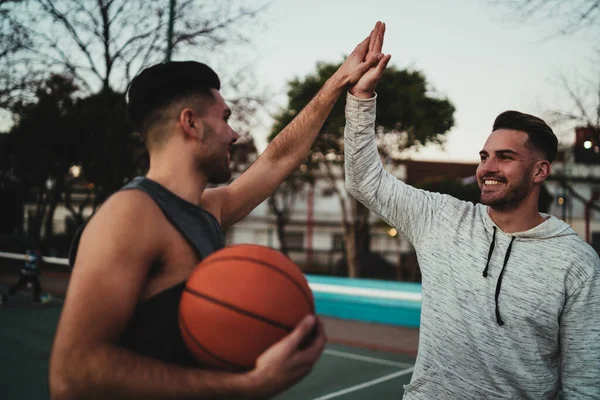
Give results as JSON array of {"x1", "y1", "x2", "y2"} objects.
[
  {"x1": 0, "y1": 251, "x2": 70, "y2": 266},
  {"x1": 324, "y1": 349, "x2": 413, "y2": 368},
  {"x1": 309, "y1": 367, "x2": 414, "y2": 400},
  {"x1": 309, "y1": 283, "x2": 421, "y2": 302}
]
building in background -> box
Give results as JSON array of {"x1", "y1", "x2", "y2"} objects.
[{"x1": 12, "y1": 126, "x2": 600, "y2": 278}]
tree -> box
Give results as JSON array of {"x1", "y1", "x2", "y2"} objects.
[
  {"x1": 6, "y1": 74, "x2": 80, "y2": 243},
  {"x1": 547, "y1": 72, "x2": 600, "y2": 138},
  {"x1": 2, "y1": 0, "x2": 268, "y2": 246},
  {"x1": 270, "y1": 61, "x2": 455, "y2": 277},
  {"x1": 267, "y1": 170, "x2": 310, "y2": 256},
  {"x1": 0, "y1": 0, "x2": 40, "y2": 109},
  {"x1": 74, "y1": 89, "x2": 145, "y2": 207},
  {"x1": 3, "y1": 0, "x2": 267, "y2": 94},
  {"x1": 495, "y1": 0, "x2": 600, "y2": 37}
]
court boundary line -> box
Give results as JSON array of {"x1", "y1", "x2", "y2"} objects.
[
  {"x1": 327, "y1": 337, "x2": 418, "y2": 358},
  {"x1": 323, "y1": 349, "x2": 413, "y2": 368},
  {"x1": 309, "y1": 367, "x2": 414, "y2": 400}
]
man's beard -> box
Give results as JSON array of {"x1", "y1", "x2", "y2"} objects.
[
  {"x1": 480, "y1": 179, "x2": 531, "y2": 211},
  {"x1": 200, "y1": 154, "x2": 231, "y2": 184},
  {"x1": 200, "y1": 121, "x2": 231, "y2": 184}
]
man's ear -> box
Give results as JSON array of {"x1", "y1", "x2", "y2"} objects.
[
  {"x1": 533, "y1": 160, "x2": 551, "y2": 184},
  {"x1": 179, "y1": 108, "x2": 202, "y2": 140}
]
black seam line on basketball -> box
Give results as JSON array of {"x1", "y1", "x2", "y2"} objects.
[
  {"x1": 184, "y1": 287, "x2": 295, "y2": 332},
  {"x1": 195, "y1": 256, "x2": 314, "y2": 313},
  {"x1": 179, "y1": 313, "x2": 249, "y2": 371}
]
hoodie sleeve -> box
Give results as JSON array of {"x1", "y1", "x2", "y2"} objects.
[
  {"x1": 344, "y1": 92, "x2": 444, "y2": 248},
  {"x1": 560, "y1": 267, "x2": 600, "y2": 398}
]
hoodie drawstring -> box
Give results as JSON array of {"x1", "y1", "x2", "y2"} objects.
[
  {"x1": 482, "y1": 227, "x2": 515, "y2": 326},
  {"x1": 482, "y1": 227, "x2": 497, "y2": 278}
]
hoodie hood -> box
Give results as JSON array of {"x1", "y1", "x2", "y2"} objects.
[{"x1": 482, "y1": 208, "x2": 577, "y2": 240}]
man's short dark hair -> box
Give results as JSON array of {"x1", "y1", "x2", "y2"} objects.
[
  {"x1": 127, "y1": 61, "x2": 220, "y2": 140},
  {"x1": 492, "y1": 110, "x2": 558, "y2": 162}
]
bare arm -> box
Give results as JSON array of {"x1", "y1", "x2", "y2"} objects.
[
  {"x1": 203, "y1": 22, "x2": 386, "y2": 228},
  {"x1": 49, "y1": 191, "x2": 325, "y2": 399}
]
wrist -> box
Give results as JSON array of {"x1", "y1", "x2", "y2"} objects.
[
  {"x1": 348, "y1": 87, "x2": 375, "y2": 99},
  {"x1": 239, "y1": 371, "x2": 268, "y2": 399},
  {"x1": 327, "y1": 72, "x2": 350, "y2": 93}
]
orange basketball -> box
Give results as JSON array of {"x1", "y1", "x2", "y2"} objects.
[{"x1": 179, "y1": 244, "x2": 315, "y2": 371}]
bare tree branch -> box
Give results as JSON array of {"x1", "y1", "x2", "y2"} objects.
[{"x1": 494, "y1": 0, "x2": 600, "y2": 37}]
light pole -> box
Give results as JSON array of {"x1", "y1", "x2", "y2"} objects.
[{"x1": 166, "y1": 0, "x2": 176, "y2": 61}]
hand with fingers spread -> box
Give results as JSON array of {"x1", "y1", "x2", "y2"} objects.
[
  {"x1": 349, "y1": 21, "x2": 392, "y2": 99},
  {"x1": 245, "y1": 314, "x2": 327, "y2": 398}
]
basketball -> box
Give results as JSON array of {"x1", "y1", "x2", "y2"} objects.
[{"x1": 179, "y1": 244, "x2": 315, "y2": 371}]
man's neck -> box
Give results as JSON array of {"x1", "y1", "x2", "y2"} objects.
[
  {"x1": 146, "y1": 157, "x2": 208, "y2": 206},
  {"x1": 488, "y1": 205, "x2": 547, "y2": 234}
]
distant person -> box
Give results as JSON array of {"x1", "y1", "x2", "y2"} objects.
[
  {"x1": 343, "y1": 34, "x2": 600, "y2": 398},
  {"x1": 49, "y1": 22, "x2": 388, "y2": 399},
  {"x1": 1, "y1": 242, "x2": 51, "y2": 305}
]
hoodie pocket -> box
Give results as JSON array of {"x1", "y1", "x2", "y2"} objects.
[{"x1": 403, "y1": 362, "x2": 514, "y2": 399}]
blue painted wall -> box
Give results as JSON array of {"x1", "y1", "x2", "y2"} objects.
[{"x1": 306, "y1": 275, "x2": 422, "y2": 328}]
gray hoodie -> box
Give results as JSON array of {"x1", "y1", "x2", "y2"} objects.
[{"x1": 344, "y1": 93, "x2": 600, "y2": 399}]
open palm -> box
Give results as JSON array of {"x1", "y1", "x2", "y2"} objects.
[{"x1": 350, "y1": 22, "x2": 392, "y2": 98}]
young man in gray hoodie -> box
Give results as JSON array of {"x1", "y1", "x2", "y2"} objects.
[{"x1": 344, "y1": 25, "x2": 600, "y2": 399}]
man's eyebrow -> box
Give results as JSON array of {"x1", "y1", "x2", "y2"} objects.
[
  {"x1": 496, "y1": 149, "x2": 519, "y2": 156},
  {"x1": 479, "y1": 149, "x2": 519, "y2": 156}
]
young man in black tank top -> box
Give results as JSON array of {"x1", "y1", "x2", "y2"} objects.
[{"x1": 49, "y1": 22, "x2": 388, "y2": 399}]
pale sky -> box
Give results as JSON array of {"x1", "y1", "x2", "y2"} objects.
[{"x1": 232, "y1": 0, "x2": 598, "y2": 163}]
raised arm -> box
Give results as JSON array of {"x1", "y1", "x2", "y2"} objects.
[
  {"x1": 343, "y1": 32, "x2": 444, "y2": 247},
  {"x1": 49, "y1": 191, "x2": 325, "y2": 399},
  {"x1": 560, "y1": 267, "x2": 600, "y2": 399},
  {"x1": 203, "y1": 22, "x2": 387, "y2": 228}
]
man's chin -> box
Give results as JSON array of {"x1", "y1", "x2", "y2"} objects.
[
  {"x1": 481, "y1": 196, "x2": 521, "y2": 212},
  {"x1": 480, "y1": 194, "x2": 504, "y2": 208}
]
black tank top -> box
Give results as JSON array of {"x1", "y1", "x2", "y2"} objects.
[{"x1": 69, "y1": 176, "x2": 224, "y2": 366}]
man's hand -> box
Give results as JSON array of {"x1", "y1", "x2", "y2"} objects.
[
  {"x1": 245, "y1": 314, "x2": 326, "y2": 398},
  {"x1": 332, "y1": 21, "x2": 389, "y2": 89},
  {"x1": 349, "y1": 22, "x2": 392, "y2": 99}
]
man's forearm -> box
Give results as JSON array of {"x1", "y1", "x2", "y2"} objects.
[
  {"x1": 344, "y1": 93, "x2": 384, "y2": 206},
  {"x1": 50, "y1": 344, "x2": 262, "y2": 400},
  {"x1": 264, "y1": 75, "x2": 347, "y2": 166}
]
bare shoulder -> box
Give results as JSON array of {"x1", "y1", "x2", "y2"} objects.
[
  {"x1": 56, "y1": 190, "x2": 168, "y2": 347},
  {"x1": 87, "y1": 190, "x2": 163, "y2": 231},
  {"x1": 75, "y1": 190, "x2": 165, "y2": 272}
]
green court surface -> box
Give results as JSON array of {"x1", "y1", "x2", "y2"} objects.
[{"x1": 0, "y1": 286, "x2": 414, "y2": 399}]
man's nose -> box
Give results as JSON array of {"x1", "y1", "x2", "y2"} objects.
[{"x1": 478, "y1": 159, "x2": 497, "y2": 179}]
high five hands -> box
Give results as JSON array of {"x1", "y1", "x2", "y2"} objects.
[{"x1": 350, "y1": 21, "x2": 391, "y2": 99}]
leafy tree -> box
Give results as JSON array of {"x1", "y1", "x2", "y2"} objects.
[
  {"x1": 1, "y1": 0, "x2": 266, "y2": 245},
  {"x1": 270, "y1": 61, "x2": 455, "y2": 277},
  {"x1": 267, "y1": 170, "x2": 310, "y2": 256},
  {"x1": 6, "y1": 74, "x2": 80, "y2": 243},
  {"x1": 74, "y1": 89, "x2": 145, "y2": 207}
]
